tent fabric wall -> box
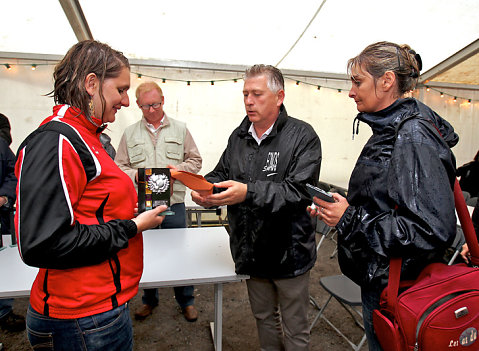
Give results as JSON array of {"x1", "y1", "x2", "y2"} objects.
[
  {"x1": 2, "y1": 63, "x2": 477, "y2": 199},
  {"x1": 417, "y1": 87, "x2": 479, "y2": 167}
]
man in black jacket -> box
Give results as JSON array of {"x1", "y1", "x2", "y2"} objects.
[{"x1": 192, "y1": 65, "x2": 321, "y2": 350}]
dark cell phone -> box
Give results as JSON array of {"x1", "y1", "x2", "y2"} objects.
[{"x1": 306, "y1": 184, "x2": 335, "y2": 203}]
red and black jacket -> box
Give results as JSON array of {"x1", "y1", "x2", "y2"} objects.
[{"x1": 15, "y1": 105, "x2": 141, "y2": 319}]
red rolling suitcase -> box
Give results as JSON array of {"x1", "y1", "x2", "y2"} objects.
[{"x1": 373, "y1": 180, "x2": 479, "y2": 351}]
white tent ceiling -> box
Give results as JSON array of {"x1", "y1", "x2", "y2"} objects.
[{"x1": 1, "y1": 0, "x2": 479, "y2": 85}]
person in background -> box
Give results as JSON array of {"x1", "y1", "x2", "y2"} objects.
[
  {"x1": 309, "y1": 42, "x2": 458, "y2": 350},
  {"x1": 192, "y1": 64, "x2": 321, "y2": 350},
  {"x1": 115, "y1": 81, "x2": 202, "y2": 322},
  {"x1": 460, "y1": 196, "x2": 479, "y2": 263},
  {"x1": 473, "y1": 201, "x2": 479, "y2": 236},
  {"x1": 0, "y1": 113, "x2": 24, "y2": 333},
  {"x1": 456, "y1": 150, "x2": 479, "y2": 198},
  {"x1": 15, "y1": 40, "x2": 166, "y2": 351}
]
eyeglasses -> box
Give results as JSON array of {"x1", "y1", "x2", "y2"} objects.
[{"x1": 139, "y1": 102, "x2": 162, "y2": 110}]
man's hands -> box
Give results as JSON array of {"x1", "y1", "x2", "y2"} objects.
[{"x1": 191, "y1": 180, "x2": 247, "y2": 207}]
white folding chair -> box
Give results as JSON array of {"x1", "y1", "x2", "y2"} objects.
[{"x1": 310, "y1": 217, "x2": 366, "y2": 350}]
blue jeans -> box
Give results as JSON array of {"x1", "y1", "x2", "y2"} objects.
[
  {"x1": 142, "y1": 203, "x2": 195, "y2": 309},
  {"x1": 361, "y1": 288, "x2": 383, "y2": 351},
  {"x1": 0, "y1": 299, "x2": 13, "y2": 319},
  {"x1": 26, "y1": 303, "x2": 132, "y2": 351}
]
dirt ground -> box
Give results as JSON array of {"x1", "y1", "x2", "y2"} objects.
[{"x1": 0, "y1": 231, "x2": 368, "y2": 351}]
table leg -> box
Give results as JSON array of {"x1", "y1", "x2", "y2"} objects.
[{"x1": 209, "y1": 283, "x2": 223, "y2": 351}]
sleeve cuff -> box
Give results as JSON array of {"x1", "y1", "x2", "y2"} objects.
[
  {"x1": 125, "y1": 220, "x2": 138, "y2": 238},
  {"x1": 336, "y1": 205, "x2": 354, "y2": 234},
  {"x1": 245, "y1": 182, "x2": 255, "y2": 203}
]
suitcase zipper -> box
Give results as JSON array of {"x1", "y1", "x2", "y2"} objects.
[{"x1": 414, "y1": 289, "x2": 476, "y2": 349}]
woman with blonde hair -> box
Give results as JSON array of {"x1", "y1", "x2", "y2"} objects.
[{"x1": 309, "y1": 41, "x2": 458, "y2": 350}]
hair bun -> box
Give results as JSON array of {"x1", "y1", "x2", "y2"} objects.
[
  {"x1": 409, "y1": 70, "x2": 419, "y2": 78},
  {"x1": 409, "y1": 50, "x2": 422, "y2": 71}
]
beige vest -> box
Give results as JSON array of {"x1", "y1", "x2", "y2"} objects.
[{"x1": 124, "y1": 118, "x2": 187, "y2": 205}]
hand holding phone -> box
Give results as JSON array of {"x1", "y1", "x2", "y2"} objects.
[{"x1": 306, "y1": 184, "x2": 335, "y2": 203}]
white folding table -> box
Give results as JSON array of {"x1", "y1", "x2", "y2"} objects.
[{"x1": 0, "y1": 226, "x2": 248, "y2": 351}]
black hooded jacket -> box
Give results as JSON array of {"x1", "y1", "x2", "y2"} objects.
[
  {"x1": 205, "y1": 105, "x2": 322, "y2": 278},
  {"x1": 337, "y1": 98, "x2": 458, "y2": 291}
]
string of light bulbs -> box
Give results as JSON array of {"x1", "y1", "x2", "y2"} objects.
[
  {"x1": 421, "y1": 85, "x2": 475, "y2": 105},
  {"x1": 285, "y1": 77, "x2": 345, "y2": 94},
  {"x1": 2, "y1": 62, "x2": 50, "y2": 71},
  {"x1": 2, "y1": 62, "x2": 344, "y2": 92},
  {"x1": 132, "y1": 71, "x2": 242, "y2": 86},
  {"x1": 2, "y1": 62, "x2": 477, "y2": 103},
  {"x1": 132, "y1": 71, "x2": 349, "y2": 93}
]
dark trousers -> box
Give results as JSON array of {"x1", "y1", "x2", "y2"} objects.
[
  {"x1": 141, "y1": 203, "x2": 195, "y2": 309},
  {"x1": 361, "y1": 287, "x2": 383, "y2": 350}
]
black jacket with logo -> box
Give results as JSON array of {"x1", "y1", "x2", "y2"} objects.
[
  {"x1": 337, "y1": 98, "x2": 458, "y2": 291},
  {"x1": 206, "y1": 105, "x2": 322, "y2": 278}
]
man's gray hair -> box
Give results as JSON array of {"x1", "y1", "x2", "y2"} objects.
[{"x1": 244, "y1": 64, "x2": 284, "y2": 93}]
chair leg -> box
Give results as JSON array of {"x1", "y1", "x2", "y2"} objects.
[
  {"x1": 329, "y1": 231, "x2": 338, "y2": 258},
  {"x1": 448, "y1": 250, "x2": 460, "y2": 265},
  {"x1": 337, "y1": 301, "x2": 364, "y2": 329},
  {"x1": 355, "y1": 333, "x2": 368, "y2": 351},
  {"x1": 318, "y1": 313, "x2": 366, "y2": 350},
  {"x1": 330, "y1": 247, "x2": 338, "y2": 259},
  {"x1": 316, "y1": 234, "x2": 327, "y2": 251},
  {"x1": 309, "y1": 295, "x2": 333, "y2": 332},
  {"x1": 309, "y1": 296, "x2": 322, "y2": 310},
  {"x1": 310, "y1": 295, "x2": 366, "y2": 350}
]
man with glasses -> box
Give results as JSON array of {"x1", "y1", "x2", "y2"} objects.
[{"x1": 115, "y1": 81, "x2": 202, "y2": 322}]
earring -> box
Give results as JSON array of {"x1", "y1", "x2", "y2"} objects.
[{"x1": 89, "y1": 96, "x2": 95, "y2": 117}]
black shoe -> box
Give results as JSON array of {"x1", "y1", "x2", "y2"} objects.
[{"x1": 0, "y1": 311, "x2": 26, "y2": 332}]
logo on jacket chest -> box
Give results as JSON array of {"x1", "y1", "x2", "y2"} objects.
[{"x1": 263, "y1": 152, "x2": 279, "y2": 176}]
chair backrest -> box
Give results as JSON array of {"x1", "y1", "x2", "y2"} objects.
[
  {"x1": 317, "y1": 181, "x2": 331, "y2": 192},
  {"x1": 467, "y1": 197, "x2": 478, "y2": 207},
  {"x1": 315, "y1": 219, "x2": 332, "y2": 250},
  {"x1": 448, "y1": 227, "x2": 466, "y2": 265},
  {"x1": 316, "y1": 219, "x2": 331, "y2": 236}
]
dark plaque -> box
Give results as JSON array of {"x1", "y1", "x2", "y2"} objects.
[{"x1": 138, "y1": 168, "x2": 175, "y2": 215}]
